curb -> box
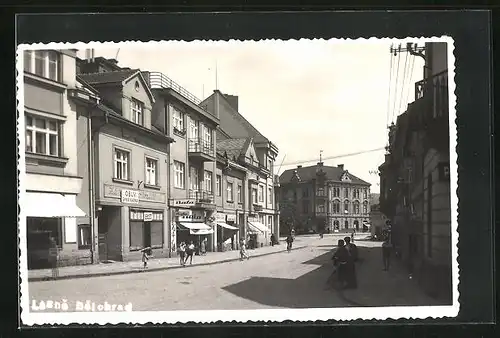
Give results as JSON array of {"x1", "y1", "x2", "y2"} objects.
[{"x1": 28, "y1": 245, "x2": 308, "y2": 282}]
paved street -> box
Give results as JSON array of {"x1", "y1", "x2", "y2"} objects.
[{"x1": 28, "y1": 235, "x2": 445, "y2": 312}]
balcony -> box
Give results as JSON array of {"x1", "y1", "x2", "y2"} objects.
[
  {"x1": 189, "y1": 190, "x2": 214, "y2": 204},
  {"x1": 188, "y1": 139, "x2": 215, "y2": 161}
]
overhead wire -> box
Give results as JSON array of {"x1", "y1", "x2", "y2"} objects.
[
  {"x1": 280, "y1": 147, "x2": 386, "y2": 167},
  {"x1": 404, "y1": 54, "x2": 417, "y2": 108},
  {"x1": 386, "y1": 44, "x2": 394, "y2": 128},
  {"x1": 398, "y1": 49, "x2": 409, "y2": 117}
]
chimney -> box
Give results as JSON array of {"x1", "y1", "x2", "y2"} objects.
[
  {"x1": 225, "y1": 94, "x2": 239, "y2": 111},
  {"x1": 338, "y1": 164, "x2": 344, "y2": 170}
]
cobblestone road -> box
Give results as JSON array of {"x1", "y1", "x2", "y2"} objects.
[{"x1": 27, "y1": 236, "x2": 444, "y2": 312}]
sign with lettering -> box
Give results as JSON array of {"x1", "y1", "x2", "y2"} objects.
[
  {"x1": 248, "y1": 216, "x2": 258, "y2": 223},
  {"x1": 121, "y1": 189, "x2": 139, "y2": 204},
  {"x1": 226, "y1": 214, "x2": 236, "y2": 222},
  {"x1": 438, "y1": 162, "x2": 450, "y2": 181},
  {"x1": 215, "y1": 213, "x2": 226, "y2": 222},
  {"x1": 104, "y1": 184, "x2": 166, "y2": 204},
  {"x1": 170, "y1": 222, "x2": 177, "y2": 252},
  {"x1": 177, "y1": 209, "x2": 205, "y2": 222},
  {"x1": 143, "y1": 212, "x2": 153, "y2": 222},
  {"x1": 171, "y1": 199, "x2": 196, "y2": 207}
]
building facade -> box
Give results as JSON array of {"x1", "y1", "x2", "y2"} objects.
[
  {"x1": 379, "y1": 42, "x2": 451, "y2": 301},
  {"x1": 145, "y1": 71, "x2": 220, "y2": 254},
  {"x1": 279, "y1": 162, "x2": 371, "y2": 235},
  {"x1": 76, "y1": 65, "x2": 174, "y2": 262},
  {"x1": 22, "y1": 49, "x2": 90, "y2": 268},
  {"x1": 201, "y1": 91, "x2": 279, "y2": 241}
]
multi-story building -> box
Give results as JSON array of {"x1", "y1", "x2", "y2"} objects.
[
  {"x1": 22, "y1": 49, "x2": 89, "y2": 268},
  {"x1": 201, "y1": 91, "x2": 279, "y2": 241},
  {"x1": 76, "y1": 61, "x2": 174, "y2": 262},
  {"x1": 143, "y1": 71, "x2": 221, "y2": 254},
  {"x1": 379, "y1": 42, "x2": 451, "y2": 301},
  {"x1": 279, "y1": 162, "x2": 371, "y2": 234}
]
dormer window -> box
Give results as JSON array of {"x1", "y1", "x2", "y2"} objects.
[{"x1": 131, "y1": 99, "x2": 143, "y2": 125}]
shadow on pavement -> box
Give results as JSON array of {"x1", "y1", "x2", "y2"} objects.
[{"x1": 222, "y1": 251, "x2": 349, "y2": 309}]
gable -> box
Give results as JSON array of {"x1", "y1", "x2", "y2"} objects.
[
  {"x1": 123, "y1": 72, "x2": 155, "y2": 107},
  {"x1": 243, "y1": 139, "x2": 259, "y2": 163},
  {"x1": 340, "y1": 172, "x2": 352, "y2": 182}
]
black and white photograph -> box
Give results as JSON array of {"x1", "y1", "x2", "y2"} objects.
[{"x1": 18, "y1": 37, "x2": 458, "y2": 325}]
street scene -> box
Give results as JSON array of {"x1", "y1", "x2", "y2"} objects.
[
  {"x1": 19, "y1": 37, "x2": 456, "y2": 322},
  {"x1": 28, "y1": 234, "x2": 445, "y2": 311}
]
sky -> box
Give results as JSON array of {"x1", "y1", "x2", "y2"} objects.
[{"x1": 77, "y1": 40, "x2": 424, "y2": 194}]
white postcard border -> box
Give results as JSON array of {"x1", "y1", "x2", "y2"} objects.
[{"x1": 17, "y1": 36, "x2": 459, "y2": 325}]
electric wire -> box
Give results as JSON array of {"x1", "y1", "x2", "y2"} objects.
[
  {"x1": 404, "y1": 55, "x2": 417, "y2": 108},
  {"x1": 386, "y1": 44, "x2": 394, "y2": 128},
  {"x1": 280, "y1": 147, "x2": 386, "y2": 167},
  {"x1": 398, "y1": 50, "x2": 409, "y2": 116}
]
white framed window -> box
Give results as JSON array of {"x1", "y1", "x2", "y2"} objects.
[
  {"x1": 216, "y1": 175, "x2": 222, "y2": 196},
  {"x1": 258, "y1": 185, "x2": 264, "y2": 202},
  {"x1": 201, "y1": 123, "x2": 212, "y2": 146},
  {"x1": 172, "y1": 106, "x2": 184, "y2": 132},
  {"x1": 268, "y1": 187, "x2": 273, "y2": 206},
  {"x1": 333, "y1": 201, "x2": 340, "y2": 214},
  {"x1": 24, "y1": 50, "x2": 60, "y2": 82},
  {"x1": 77, "y1": 224, "x2": 91, "y2": 249},
  {"x1": 344, "y1": 201, "x2": 350, "y2": 213},
  {"x1": 189, "y1": 166, "x2": 199, "y2": 190},
  {"x1": 363, "y1": 188, "x2": 368, "y2": 199},
  {"x1": 237, "y1": 185, "x2": 242, "y2": 203},
  {"x1": 189, "y1": 117, "x2": 199, "y2": 139},
  {"x1": 204, "y1": 170, "x2": 212, "y2": 193},
  {"x1": 267, "y1": 158, "x2": 272, "y2": 171},
  {"x1": 25, "y1": 115, "x2": 60, "y2": 156},
  {"x1": 114, "y1": 149, "x2": 130, "y2": 180},
  {"x1": 131, "y1": 99, "x2": 143, "y2": 125},
  {"x1": 252, "y1": 188, "x2": 258, "y2": 204},
  {"x1": 318, "y1": 204, "x2": 325, "y2": 213},
  {"x1": 227, "y1": 182, "x2": 234, "y2": 202},
  {"x1": 145, "y1": 157, "x2": 158, "y2": 186},
  {"x1": 353, "y1": 201, "x2": 360, "y2": 214},
  {"x1": 363, "y1": 202, "x2": 368, "y2": 214},
  {"x1": 344, "y1": 188, "x2": 349, "y2": 198},
  {"x1": 174, "y1": 161, "x2": 185, "y2": 189}
]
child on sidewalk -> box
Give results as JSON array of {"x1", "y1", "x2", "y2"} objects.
[{"x1": 141, "y1": 247, "x2": 152, "y2": 270}]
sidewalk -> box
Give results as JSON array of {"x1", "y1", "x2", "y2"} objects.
[
  {"x1": 338, "y1": 243, "x2": 447, "y2": 307},
  {"x1": 28, "y1": 239, "x2": 307, "y2": 282}
]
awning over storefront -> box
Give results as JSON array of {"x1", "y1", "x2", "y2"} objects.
[
  {"x1": 190, "y1": 228, "x2": 214, "y2": 235},
  {"x1": 216, "y1": 222, "x2": 239, "y2": 230},
  {"x1": 24, "y1": 192, "x2": 86, "y2": 218},
  {"x1": 248, "y1": 222, "x2": 269, "y2": 234}
]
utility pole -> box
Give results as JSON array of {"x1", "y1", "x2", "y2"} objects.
[{"x1": 390, "y1": 43, "x2": 426, "y2": 60}]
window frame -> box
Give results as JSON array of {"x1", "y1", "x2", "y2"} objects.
[
  {"x1": 145, "y1": 157, "x2": 158, "y2": 187},
  {"x1": 258, "y1": 185, "x2": 264, "y2": 202},
  {"x1": 268, "y1": 187, "x2": 273, "y2": 206},
  {"x1": 25, "y1": 114, "x2": 60, "y2": 157},
  {"x1": 77, "y1": 224, "x2": 92, "y2": 249},
  {"x1": 204, "y1": 170, "x2": 212, "y2": 193},
  {"x1": 252, "y1": 188, "x2": 258, "y2": 204},
  {"x1": 189, "y1": 166, "x2": 200, "y2": 191},
  {"x1": 131, "y1": 99, "x2": 144, "y2": 125},
  {"x1": 174, "y1": 161, "x2": 185, "y2": 189},
  {"x1": 113, "y1": 148, "x2": 131, "y2": 181},
  {"x1": 172, "y1": 106, "x2": 185, "y2": 132},
  {"x1": 216, "y1": 175, "x2": 222, "y2": 196},
  {"x1": 24, "y1": 50, "x2": 60, "y2": 82},
  {"x1": 237, "y1": 185, "x2": 243, "y2": 203},
  {"x1": 226, "y1": 181, "x2": 234, "y2": 202}
]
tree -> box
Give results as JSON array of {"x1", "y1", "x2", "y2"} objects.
[{"x1": 280, "y1": 196, "x2": 299, "y2": 235}]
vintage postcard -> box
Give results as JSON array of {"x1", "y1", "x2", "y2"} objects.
[{"x1": 17, "y1": 37, "x2": 459, "y2": 325}]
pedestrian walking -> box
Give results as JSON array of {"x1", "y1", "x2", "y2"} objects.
[
  {"x1": 178, "y1": 242, "x2": 187, "y2": 266},
  {"x1": 239, "y1": 239, "x2": 249, "y2": 260},
  {"x1": 382, "y1": 236, "x2": 393, "y2": 271},
  {"x1": 286, "y1": 234, "x2": 294, "y2": 253},
  {"x1": 270, "y1": 233, "x2": 276, "y2": 246},
  {"x1": 343, "y1": 237, "x2": 358, "y2": 289},
  {"x1": 344, "y1": 236, "x2": 359, "y2": 262},
  {"x1": 331, "y1": 239, "x2": 349, "y2": 289},
  {"x1": 200, "y1": 238, "x2": 207, "y2": 255},
  {"x1": 185, "y1": 241, "x2": 195, "y2": 265},
  {"x1": 141, "y1": 247, "x2": 152, "y2": 270}
]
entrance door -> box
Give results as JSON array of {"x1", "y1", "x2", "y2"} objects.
[
  {"x1": 344, "y1": 220, "x2": 349, "y2": 229},
  {"x1": 354, "y1": 220, "x2": 359, "y2": 231},
  {"x1": 97, "y1": 209, "x2": 109, "y2": 262},
  {"x1": 143, "y1": 222, "x2": 152, "y2": 249}
]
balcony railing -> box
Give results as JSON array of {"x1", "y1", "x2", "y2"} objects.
[
  {"x1": 189, "y1": 190, "x2": 214, "y2": 203},
  {"x1": 415, "y1": 70, "x2": 449, "y2": 117},
  {"x1": 188, "y1": 139, "x2": 215, "y2": 158},
  {"x1": 148, "y1": 72, "x2": 217, "y2": 118}
]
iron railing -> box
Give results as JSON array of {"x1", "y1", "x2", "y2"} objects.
[
  {"x1": 188, "y1": 190, "x2": 214, "y2": 203},
  {"x1": 188, "y1": 139, "x2": 215, "y2": 157},
  {"x1": 415, "y1": 70, "x2": 448, "y2": 101}
]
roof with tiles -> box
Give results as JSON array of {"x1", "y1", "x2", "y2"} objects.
[
  {"x1": 78, "y1": 69, "x2": 139, "y2": 85},
  {"x1": 216, "y1": 137, "x2": 250, "y2": 161},
  {"x1": 280, "y1": 164, "x2": 370, "y2": 186}
]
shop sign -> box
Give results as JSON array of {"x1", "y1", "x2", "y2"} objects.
[
  {"x1": 121, "y1": 189, "x2": 139, "y2": 204},
  {"x1": 248, "y1": 216, "x2": 258, "y2": 223},
  {"x1": 171, "y1": 199, "x2": 196, "y2": 207},
  {"x1": 226, "y1": 214, "x2": 236, "y2": 222},
  {"x1": 215, "y1": 213, "x2": 226, "y2": 222},
  {"x1": 144, "y1": 212, "x2": 153, "y2": 222},
  {"x1": 177, "y1": 210, "x2": 204, "y2": 222},
  {"x1": 104, "y1": 184, "x2": 166, "y2": 203},
  {"x1": 438, "y1": 162, "x2": 450, "y2": 181}
]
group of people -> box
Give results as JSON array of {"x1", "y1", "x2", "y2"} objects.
[
  {"x1": 331, "y1": 236, "x2": 359, "y2": 289},
  {"x1": 178, "y1": 241, "x2": 196, "y2": 266}
]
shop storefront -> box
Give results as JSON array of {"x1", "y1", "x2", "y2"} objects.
[
  {"x1": 214, "y1": 212, "x2": 239, "y2": 251},
  {"x1": 175, "y1": 208, "x2": 213, "y2": 254},
  {"x1": 97, "y1": 185, "x2": 169, "y2": 262},
  {"x1": 247, "y1": 215, "x2": 269, "y2": 249},
  {"x1": 24, "y1": 191, "x2": 86, "y2": 269}
]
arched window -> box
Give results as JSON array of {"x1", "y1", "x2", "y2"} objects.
[
  {"x1": 344, "y1": 201, "x2": 349, "y2": 213},
  {"x1": 363, "y1": 201, "x2": 368, "y2": 214},
  {"x1": 334, "y1": 220, "x2": 340, "y2": 230},
  {"x1": 344, "y1": 220, "x2": 349, "y2": 229},
  {"x1": 333, "y1": 200, "x2": 340, "y2": 214},
  {"x1": 353, "y1": 201, "x2": 360, "y2": 214},
  {"x1": 354, "y1": 219, "x2": 359, "y2": 230}
]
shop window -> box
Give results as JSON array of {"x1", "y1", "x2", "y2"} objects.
[
  {"x1": 130, "y1": 221, "x2": 144, "y2": 251},
  {"x1": 150, "y1": 221, "x2": 163, "y2": 248},
  {"x1": 77, "y1": 224, "x2": 91, "y2": 249},
  {"x1": 27, "y1": 217, "x2": 62, "y2": 248}
]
